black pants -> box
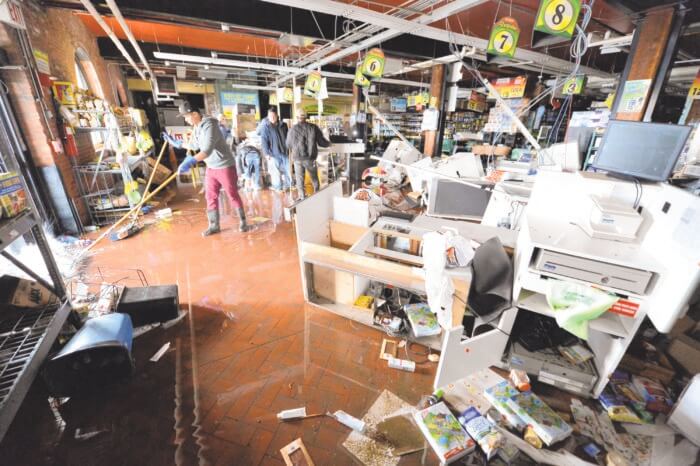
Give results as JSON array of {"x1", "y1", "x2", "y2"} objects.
[{"x1": 294, "y1": 159, "x2": 319, "y2": 197}]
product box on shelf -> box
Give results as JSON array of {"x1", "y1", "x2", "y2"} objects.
[{"x1": 0, "y1": 172, "x2": 27, "y2": 218}]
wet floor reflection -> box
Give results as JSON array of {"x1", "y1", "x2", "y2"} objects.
[{"x1": 0, "y1": 190, "x2": 438, "y2": 465}]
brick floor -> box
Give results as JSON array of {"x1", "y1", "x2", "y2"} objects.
[{"x1": 0, "y1": 190, "x2": 440, "y2": 465}]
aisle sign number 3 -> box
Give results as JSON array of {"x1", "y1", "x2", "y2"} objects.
[
  {"x1": 487, "y1": 17, "x2": 520, "y2": 59},
  {"x1": 534, "y1": 0, "x2": 581, "y2": 39}
]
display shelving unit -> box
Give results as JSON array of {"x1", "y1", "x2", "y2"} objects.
[{"x1": 0, "y1": 90, "x2": 74, "y2": 442}]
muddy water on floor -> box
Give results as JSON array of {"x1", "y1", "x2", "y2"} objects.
[{"x1": 0, "y1": 189, "x2": 438, "y2": 466}]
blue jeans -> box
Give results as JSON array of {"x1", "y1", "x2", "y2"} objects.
[
  {"x1": 243, "y1": 154, "x2": 261, "y2": 189},
  {"x1": 270, "y1": 155, "x2": 292, "y2": 190}
]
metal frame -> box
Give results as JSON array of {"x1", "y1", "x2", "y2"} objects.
[{"x1": 0, "y1": 86, "x2": 73, "y2": 442}]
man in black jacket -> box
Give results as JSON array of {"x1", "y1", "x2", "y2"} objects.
[{"x1": 286, "y1": 111, "x2": 330, "y2": 199}]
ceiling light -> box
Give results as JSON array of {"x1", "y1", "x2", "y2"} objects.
[
  {"x1": 221, "y1": 23, "x2": 230, "y2": 32},
  {"x1": 204, "y1": 65, "x2": 210, "y2": 70},
  {"x1": 211, "y1": 51, "x2": 218, "y2": 58},
  {"x1": 164, "y1": 61, "x2": 170, "y2": 66}
]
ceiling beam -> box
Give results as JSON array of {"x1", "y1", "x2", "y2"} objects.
[
  {"x1": 262, "y1": 0, "x2": 613, "y2": 78},
  {"x1": 268, "y1": 0, "x2": 487, "y2": 86}
]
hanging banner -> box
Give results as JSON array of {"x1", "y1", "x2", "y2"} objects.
[
  {"x1": 354, "y1": 67, "x2": 371, "y2": 88},
  {"x1": 33, "y1": 49, "x2": 52, "y2": 87},
  {"x1": 304, "y1": 71, "x2": 322, "y2": 97},
  {"x1": 361, "y1": 48, "x2": 385, "y2": 80},
  {"x1": 532, "y1": 0, "x2": 581, "y2": 47},
  {"x1": 269, "y1": 91, "x2": 278, "y2": 106},
  {"x1": 679, "y1": 69, "x2": 700, "y2": 124},
  {"x1": 487, "y1": 17, "x2": 520, "y2": 61},
  {"x1": 276, "y1": 87, "x2": 294, "y2": 103},
  {"x1": 562, "y1": 75, "x2": 587, "y2": 95},
  {"x1": 318, "y1": 78, "x2": 328, "y2": 100},
  {"x1": 488, "y1": 76, "x2": 528, "y2": 99}
]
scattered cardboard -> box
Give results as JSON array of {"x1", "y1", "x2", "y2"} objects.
[
  {"x1": 280, "y1": 438, "x2": 314, "y2": 466},
  {"x1": 374, "y1": 415, "x2": 425, "y2": 456}
]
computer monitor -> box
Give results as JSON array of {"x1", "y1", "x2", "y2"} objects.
[
  {"x1": 592, "y1": 120, "x2": 692, "y2": 182},
  {"x1": 427, "y1": 178, "x2": 492, "y2": 221}
]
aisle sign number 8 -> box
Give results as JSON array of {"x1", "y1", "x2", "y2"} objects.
[{"x1": 544, "y1": 0, "x2": 574, "y2": 31}]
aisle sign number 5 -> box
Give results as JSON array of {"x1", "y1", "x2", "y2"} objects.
[
  {"x1": 487, "y1": 17, "x2": 520, "y2": 59},
  {"x1": 534, "y1": 0, "x2": 581, "y2": 39}
]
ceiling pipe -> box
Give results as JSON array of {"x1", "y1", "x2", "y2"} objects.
[
  {"x1": 262, "y1": 0, "x2": 612, "y2": 79},
  {"x1": 269, "y1": 0, "x2": 487, "y2": 87},
  {"x1": 153, "y1": 51, "x2": 429, "y2": 88},
  {"x1": 78, "y1": 0, "x2": 145, "y2": 80},
  {"x1": 104, "y1": 0, "x2": 153, "y2": 78}
]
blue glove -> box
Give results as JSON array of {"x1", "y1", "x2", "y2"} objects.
[
  {"x1": 162, "y1": 132, "x2": 183, "y2": 149},
  {"x1": 178, "y1": 155, "x2": 197, "y2": 174}
]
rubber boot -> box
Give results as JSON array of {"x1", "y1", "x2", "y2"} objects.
[
  {"x1": 202, "y1": 210, "x2": 220, "y2": 237},
  {"x1": 237, "y1": 207, "x2": 251, "y2": 232}
]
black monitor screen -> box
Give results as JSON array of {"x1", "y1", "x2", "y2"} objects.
[{"x1": 593, "y1": 120, "x2": 691, "y2": 181}]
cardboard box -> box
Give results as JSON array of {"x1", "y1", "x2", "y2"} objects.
[
  {"x1": 667, "y1": 334, "x2": 700, "y2": 374},
  {"x1": 146, "y1": 157, "x2": 173, "y2": 184},
  {"x1": 0, "y1": 275, "x2": 54, "y2": 308},
  {"x1": 619, "y1": 353, "x2": 675, "y2": 385}
]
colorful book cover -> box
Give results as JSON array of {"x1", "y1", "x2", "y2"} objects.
[
  {"x1": 413, "y1": 402, "x2": 474, "y2": 463},
  {"x1": 484, "y1": 381, "x2": 527, "y2": 432},
  {"x1": 505, "y1": 392, "x2": 572, "y2": 446},
  {"x1": 458, "y1": 407, "x2": 504, "y2": 460},
  {"x1": 404, "y1": 303, "x2": 441, "y2": 337},
  {"x1": 441, "y1": 368, "x2": 504, "y2": 413}
]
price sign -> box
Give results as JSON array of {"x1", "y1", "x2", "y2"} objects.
[
  {"x1": 562, "y1": 75, "x2": 586, "y2": 95},
  {"x1": 304, "y1": 71, "x2": 322, "y2": 97},
  {"x1": 532, "y1": 0, "x2": 581, "y2": 47},
  {"x1": 354, "y1": 67, "x2": 371, "y2": 88},
  {"x1": 361, "y1": 48, "x2": 385, "y2": 80},
  {"x1": 487, "y1": 17, "x2": 520, "y2": 60}
]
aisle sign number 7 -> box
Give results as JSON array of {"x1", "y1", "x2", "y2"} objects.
[{"x1": 487, "y1": 17, "x2": 520, "y2": 60}]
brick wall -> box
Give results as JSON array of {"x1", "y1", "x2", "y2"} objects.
[{"x1": 0, "y1": 4, "x2": 121, "y2": 229}]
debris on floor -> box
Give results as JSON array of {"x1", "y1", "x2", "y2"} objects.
[
  {"x1": 342, "y1": 390, "x2": 420, "y2": 466},
  {"x1": 109, "y1": 220, "x2": 143, "y2": 242},
  {"x1": 280, "y1": 438, "x2": 314, "y2": 466},
  {"x1": 149, "y1": 342, "x2": 170, "y2": 362}
]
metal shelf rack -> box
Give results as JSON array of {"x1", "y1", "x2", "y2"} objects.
[{"x1": 0, "y1": 88, "x2": 75, "y2": 442}]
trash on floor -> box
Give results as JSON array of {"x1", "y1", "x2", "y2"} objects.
[
  {"x1": 330, "y1": 410, "x2": 365, "y2": 432},
  {"x1": 149, "y1": 342, "x2": 171, "y2": 362},
  {"x1": 379, "y1": 339, "x2": 397, "y2": 360},
  {"x1": 280, "y1": 438, "x2": 314, "y2": 466},
  {"x1": 109, "y1": 220, "x2": 143, "y2": 242}
]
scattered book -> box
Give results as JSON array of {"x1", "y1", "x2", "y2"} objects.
[
  {"x1": 414, "y1": 402, "x2": 475, "y2": 464},
  {"x1": 404, "y1": 303, "x2": 441, "y2": 337},
  {"x1": 484, "y1": 381, "x2": 527, "y2": 432},
  {"x1": 505, "y1": 391, "x2": 572, "y2": 446}
]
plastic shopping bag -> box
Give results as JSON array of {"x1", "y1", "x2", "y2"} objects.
[{"x1": 546, "y1": 281, "x2": 619, "y2": 340}]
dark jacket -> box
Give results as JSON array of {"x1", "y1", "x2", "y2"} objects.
[
  {"x1": 286, "y1": 121, "x2": 331, "y2": 161},
  {"x1": 257, "y1": 117, "x2": 288, "y2": 160}
]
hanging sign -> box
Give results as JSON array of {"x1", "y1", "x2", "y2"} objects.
[
  {"x1": 532, "y1": 0, "x2": 581, "y2": 47},
  {"x1": 361, "y1": 48, "x2": 385, "y2": 80},
  {"x1": 617, "y1": 79, "x2": 651, "y2": 115},
  {"x1": 304, "y1": 71, "x2": 322, "y2": 97},
  {"x1": 0, "y1": 0, "x2": 25, "y2": 30},
  {"x1": 488, "y1": 76, "x2": 528, "y2": 99},
  {"x1": 354, "y1": 67, "x2": 371, "y2": 88},
  {"x1": 293, "y1": 86, "x2": 302, "y2": 104},
  {"x1": 318, "y1": 78, "x2": 328, "y2": 100},
  {"x1": 487, "y1": 17, "x2": 520, "y2": 61},
  {"x1": 407, "y1": 94, "x2": 417, "y2": 107},
  {"x1": 466, "y1": 90, "x2": 487, "y2": 112},
  {"x1": 269, "y1": 91, "x2": 278, "y2": 106},
  {"x1": 276, "y1": 87, "x2": 294, "y2": 103},
  {"x1": 679, "y1": 69, "x2": 700, "y2": 124},
  {"x1": 562, "y1": 75, "x2": 587, "y2": 95}
]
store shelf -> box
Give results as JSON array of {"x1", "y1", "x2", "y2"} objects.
[
  {"x1": 0, "y1": 301, "x2": 71, "y2": 440},
  {"x1": 516, "y1": 291, "x2": 630, "y2": 338},
  {"x1": 0, "y1": 210, "x2": 36, "y2": 252},
  {"x1": 75, "y1": 126, "x2": 131, "y2": 133}
]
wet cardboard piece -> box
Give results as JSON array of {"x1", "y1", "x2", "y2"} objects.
[{"x1": 374, "y1": 415, "x2": 425, "y2": 456}]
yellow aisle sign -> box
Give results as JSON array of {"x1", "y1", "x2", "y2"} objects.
[
  {"x1": 487, "y1": 17, "x2": 520, "y2": 61},
  {"x1": 304, "y1": 71, "x2": 322, "y2": 97},
  {"x1": 361, "y1": 48, "x2": 385, "y2": 80},
  {"x1": 354, "y1": 67, "x2": 371, "y2": 88},
  {"x1": 532, "y1": 0, "x2": 581, "y2": 47}
]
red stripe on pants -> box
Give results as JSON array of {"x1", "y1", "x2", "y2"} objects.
[{"x1": 205, "y1": 166, "x2": 243, "y2": 211}]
